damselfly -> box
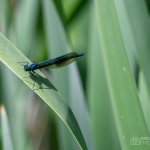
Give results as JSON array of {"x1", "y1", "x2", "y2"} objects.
[
  {"x1": 23, "y1": 52, "x2": 84, "y2": 73},
  {"x1": 19, "y1": 52, "x2": 84, "y2": 90}
]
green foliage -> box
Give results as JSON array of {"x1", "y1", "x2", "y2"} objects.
[
  {"x1": 1, "y1": 0, "x2": 150, "y2": 150},
  {"x1": 0, "y1": 33, "x2": 87, "y2": 149}
]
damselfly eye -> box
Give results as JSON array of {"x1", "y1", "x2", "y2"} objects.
[{"x1": 24, "y1": 65, "x2": 28, "y2": 71}]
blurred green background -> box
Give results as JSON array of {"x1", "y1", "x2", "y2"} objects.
[{"x1": 1, "y1": 0, "x2": 150, "y2": 149}]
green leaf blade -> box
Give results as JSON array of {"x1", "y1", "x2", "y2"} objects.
[
  {"x1": 0, "y1": 33, "x2": 87, "y2": 150},
  {"x1": 95, "y1": 0, "x2": 150, "y2": 149}
]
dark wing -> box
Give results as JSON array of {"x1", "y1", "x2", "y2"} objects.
[{"x1": 37, "y1": 52, "x2": 84, "y2": 69}]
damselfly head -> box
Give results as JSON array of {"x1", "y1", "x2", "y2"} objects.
[{"x1": 24, "y1": 65, "x2": 29, "y2": 71}]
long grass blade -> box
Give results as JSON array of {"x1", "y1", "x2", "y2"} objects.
[
  {"x1": 95, "y1": 0, "x2": 149, "y2": 149},
  {"x1": 0, "y1": 33, "x2": 87, "y2": 150}
]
